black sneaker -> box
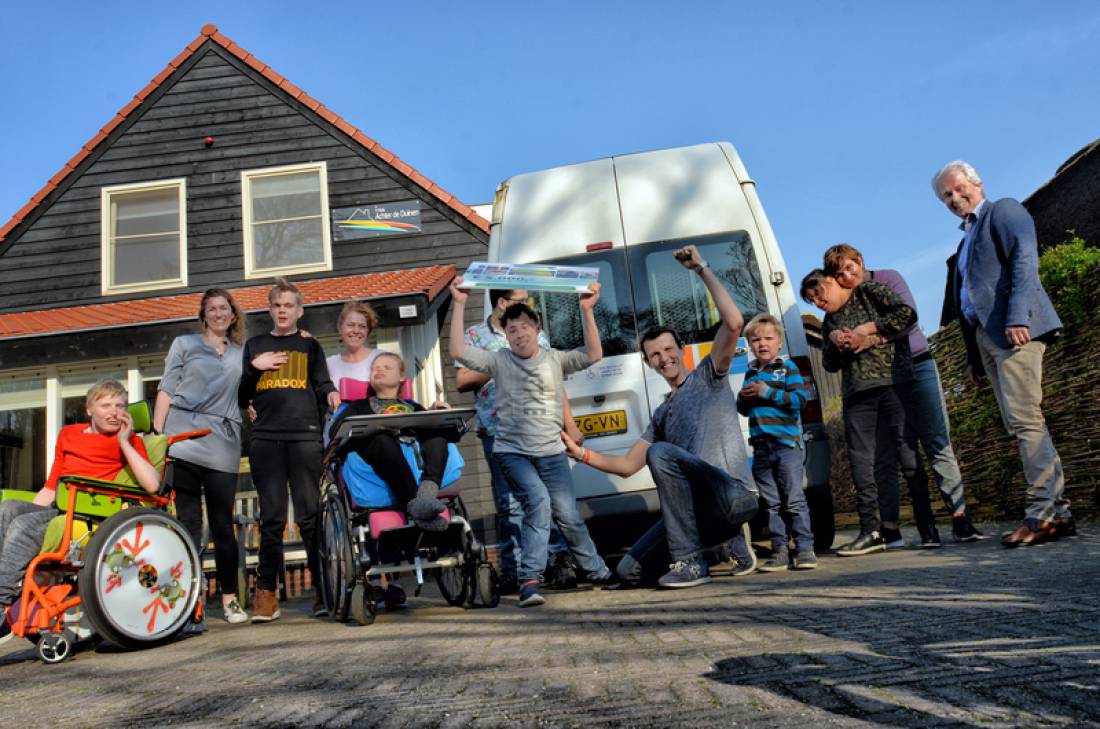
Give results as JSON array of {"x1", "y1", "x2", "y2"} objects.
[
  {"x1": 836, "y1": 531, "x2": 886, "y2": 557},
  {"x1": 517, "y1": 580, "x2": 545, "y2": 607},
  {"x1": 181, "y1": 616, "x2": 207, "y2": 636},
  {"x1": 952, "y1": 514, "x2": 984, "y2": 542},
  {"x1": 590, "y1": 571, "x2": 622, "y2": 590},
  {"x1": 757, "y1": 547, "x2": 789, "y2": 573},
  {"x1": 0, "y1": 615, "x2": 13, "y2": 646},
  {"x1": 383, "y1": 583, "x2": 407, "y2": 610},
  {"x1": 312, "y1": 593, "x2": 329, "y2": 618},
  {"x1": 498, "y1": 574, "x2": 520, "y2": 596},
  {"x1": 542, "y1": 552, "x2": 578, "y2": 590},
  {"x1": 881, "y1": 527, "x2": 906, "y2": 549},
  {"x1": 919, "y1": 524, "x2": 943, "y2": 549}
]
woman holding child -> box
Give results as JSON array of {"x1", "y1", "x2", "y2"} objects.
[
  {"x1": 154, "y1": 288, "x2": 250, "y2": 628},
  {"x1": 821, "y1": 245, "x2": 982, "y2": 544}
]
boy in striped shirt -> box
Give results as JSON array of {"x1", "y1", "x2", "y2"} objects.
[{"x1": 736, "y1": 314, "x2": 816, "y2": 571}]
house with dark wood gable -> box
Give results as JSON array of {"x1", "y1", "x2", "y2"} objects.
[{"x1": 0, "y1": 24, "x2": 497, "y2": 535}]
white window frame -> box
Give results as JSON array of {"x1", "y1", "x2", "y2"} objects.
[
  {"x1": 241, "y1": 161, "x2": 332, "y2": 279},
  {"x1": 100, "y1": 178, "x2": 188, "y2": 295}
]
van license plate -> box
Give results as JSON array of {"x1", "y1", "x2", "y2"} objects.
[{"x1": 573, "y1": 410, "x2": 627, "y2": 439}]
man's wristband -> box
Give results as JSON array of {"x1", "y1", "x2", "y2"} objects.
[
  {"x1": 696, "y1": 261, "x2": 710, "y2": 274},
  {"x1": 580, "y1": 447, "x2": 592, "y2": 464}
]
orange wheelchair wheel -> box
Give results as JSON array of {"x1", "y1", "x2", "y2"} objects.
[{"x1": 77, "y1": 508, "x2": 200, "y2": 649}]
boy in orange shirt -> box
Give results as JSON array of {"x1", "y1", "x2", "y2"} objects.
[{"x1": 0, "y1": 380, "x2": 159, "y2": 641}]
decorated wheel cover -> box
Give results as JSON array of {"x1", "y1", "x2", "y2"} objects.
[{"x1": 87, "y1": 511, "x2": 200, "y2": 642}]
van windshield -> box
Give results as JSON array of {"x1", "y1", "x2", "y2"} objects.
[
  {"x1": 529, "y1": 250, "x2": 638, "y2": 356},
  {"x1": 627, "y1": 232, "x2": 769, "y2": 345}
]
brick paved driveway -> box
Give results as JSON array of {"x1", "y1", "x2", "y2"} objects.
[{"x1": 2, "y1": 525, "x2": 1099, "y2": 728}]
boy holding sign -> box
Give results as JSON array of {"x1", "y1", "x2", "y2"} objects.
[{"x1": 449, "y1": 277, "x2": 616, "y2": 608}]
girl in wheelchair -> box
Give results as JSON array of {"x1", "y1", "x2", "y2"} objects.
[
  {"x1": 329, "y1": 352, "x2": 459, "y2": 533},
  {"x1": 0, "y1": 380, "x2": 160, "y2": 643}
]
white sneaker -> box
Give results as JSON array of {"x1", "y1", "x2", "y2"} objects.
[{"x1": 223, "y1": 599, "x2": 249, "y2": 624}]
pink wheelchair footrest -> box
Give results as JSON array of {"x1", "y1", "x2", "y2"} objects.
[{"x1": 368, "y1": 507, "x2": 452, "y2": 540}]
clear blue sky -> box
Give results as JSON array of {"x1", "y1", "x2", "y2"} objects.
[{"x1": 2, "y1": 2, "x2": 1098, "y2": 329}]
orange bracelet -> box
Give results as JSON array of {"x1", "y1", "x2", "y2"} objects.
[{"x1": 581, "y1": 447, "x2": 592, "y2": 464}]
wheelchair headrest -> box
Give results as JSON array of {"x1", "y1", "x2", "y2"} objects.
[
  {"x1": 128, "y1": 401, "x2": 153, "y2": 434},
  {"x1": 338, "y1": 378, "x2": 415, "y2": 402}
]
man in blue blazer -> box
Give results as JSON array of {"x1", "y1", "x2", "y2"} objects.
[{"x1": 934, "y1": 160, "x2": 1072, "y2": 547}]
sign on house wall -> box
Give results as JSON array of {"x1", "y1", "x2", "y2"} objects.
[{"x1": 331, "y1": 201, "x2": 422, "y2": 240}]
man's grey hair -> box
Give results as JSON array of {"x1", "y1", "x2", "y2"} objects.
[{"x1": 932, "y1": 160, "x2": 982, "y2": 195}]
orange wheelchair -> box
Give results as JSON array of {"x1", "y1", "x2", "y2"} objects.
[{"x1": 0, "y1": 403, "x2": 206, "y2": 663}]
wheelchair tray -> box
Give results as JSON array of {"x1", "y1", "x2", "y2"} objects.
[{"x1": 330, "y1": 408, "x2": 475, "y2": 443}]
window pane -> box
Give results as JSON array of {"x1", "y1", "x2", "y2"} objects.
[
  {"x1": 252, "y1": 218, "x2": 324, "y2": 271},
  {"x1": 113, "y1": 233, "x2": 181, "y2": 285},
  {"x1": 251, "y1": 172, "x2": 321, "y2": 222},
  {"x1": 529, "y1": 252, "x2": 638, "y2": 356},
  {"x1": 0, "y1": 377, "x2": 47, "y2": 490},
  {"x1": 114, "y1": 188, "x2": 179, "y2": 237},
  {"x1": 629, "y1": 232, "x2": 769, "y2": 345}
]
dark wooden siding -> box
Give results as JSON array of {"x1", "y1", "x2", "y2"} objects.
[
  {"x1": 0, "y1": 44, "x2": 487, "y2": 311},
  {"x1": 0, "y1": 42, "x2": 501, "y2": 543}
]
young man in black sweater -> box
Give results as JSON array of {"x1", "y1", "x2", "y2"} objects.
[{"x1": 239, "y1": 277, "x2": 340, "y2": 622}]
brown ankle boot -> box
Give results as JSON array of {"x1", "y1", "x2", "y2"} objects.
[{"x1": 252, "y1": 588, "x2": 281, "y2": 623}]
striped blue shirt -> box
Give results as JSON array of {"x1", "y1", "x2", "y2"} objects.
[{"x1": 735, "y1": 356, "x2": 806, "y2": 449}]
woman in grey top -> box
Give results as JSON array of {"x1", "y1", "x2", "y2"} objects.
[{"x1": 154, "y1": 288, "x2": 248, "y2": 627}]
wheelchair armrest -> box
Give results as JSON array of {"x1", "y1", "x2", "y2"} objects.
[
  {"x1": 56, "y1": 474, "x2": 169, "y2": 510},
  {"x1": 167, "y1": 429, "x2": 210, "y2": 447},
  {"x1": 58, "y1": 474, "x2": 151, "y2": 497}
]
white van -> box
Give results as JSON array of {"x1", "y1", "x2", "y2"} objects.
[{"x1": 487, "y1": 142, "x2": 833, "y2": 549}]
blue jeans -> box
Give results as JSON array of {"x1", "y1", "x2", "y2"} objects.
[
  {"x1": 0, "y1": 500, "x2": 58, "y2": 607},
  {"x1": 911, "y1": 357, "x2": 966, "y2": 514},
  {"x1": 481, "y1": 436, "x2": 566, "y2": 581},
  {"x1": 646, "y1": 441, "x2": 759, "y2": 562},
  {"x1": 752, "y1": 440, "x2": 813, "y2": 552},
  {"x1": 618, "y1": 517, "x2": 754, "y2": 584},
  {"x1": 496, "y1": 451, "x2": 608, "y2": 585}
]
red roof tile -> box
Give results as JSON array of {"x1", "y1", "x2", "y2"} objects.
[
  {"x1": 0, "y1": 24, "x2": 489, "y2": 246},
  {"x1": 0, "y1": 265, "x2": 456, "y2": 340}
]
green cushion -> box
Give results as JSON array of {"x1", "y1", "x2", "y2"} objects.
[
  {"x1": 112, "y1": 433, "x2": 168, "y2": 486},
  {"x1": 0, "y1": 488, "x2": 36, "y2": 503},
  {"x1": 128, "y1": 401, "x2": 153, "y2": 435},
  {"x1": 39, "y1": 515, "x2": 90, "y2": 554}
]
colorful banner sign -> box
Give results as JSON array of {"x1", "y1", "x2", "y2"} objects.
[
  {"x1": 459, "y1": 261, "x2": 600, "y2": 293},
  {"x1": 332, "y1": 201, "x2": 421, "y2": 240}
]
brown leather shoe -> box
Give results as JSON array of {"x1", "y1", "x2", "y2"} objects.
[
  {"x1": 1053, "y1": 516, "x2": 1077, "y2": 538},
  {"x1": 1001, "y1": 521, "x2": 1057, "y2": 548},
  {"x1": 251, "y1": 588, "x2": 281, "y2": 623}
]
